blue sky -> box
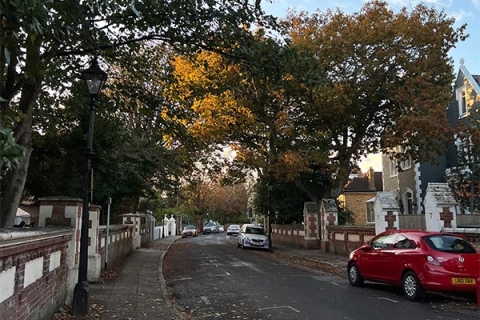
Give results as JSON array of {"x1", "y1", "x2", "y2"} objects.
[
  {"x1": 263, "y1": 0, "x2": 478, "y2": 78},
  {"x1": 262, "y1": 0, "x2": 478, "y2": 172}
]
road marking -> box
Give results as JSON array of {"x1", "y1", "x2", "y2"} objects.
[
  {"x1": 213, "y1": 273, "x2": 230, "y2": 277},
  {"x1": 378, "y1": 297, "x2": 398, "y2": 303},
  {"x1": 242, "y1": 262, "x2": 262, "y2": 273},
  {"x1": 200, "y1": 296, "x2": 211, "y2": 305},
  {"x1": 172, "y1": 277, "x2": 192, "y2": 281},
  {"x1": 259, "y1": 306, "x2": 300, "y2": 313},
  {"x1": 328, "y1": 281, "x2": 339, "y2": 286}
]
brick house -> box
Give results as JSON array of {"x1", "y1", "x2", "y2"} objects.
[
  {"x1": 381, "y1": 60, "x2": 480, "y2": 214},
  {"x1": 338, "y1": 167, "x2": 383, "y2": 225}
]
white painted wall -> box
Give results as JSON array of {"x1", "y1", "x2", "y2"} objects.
[
  {"x1": 24, "y1": 257, "x2": 44, "y2": 288},
  {"x1": 0, "y1": 267, "x2": 16, "y2": 303}
]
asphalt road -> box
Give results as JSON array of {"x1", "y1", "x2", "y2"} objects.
[{"x1": 163, "y1": 233, "x2": 480, "y2": 320}]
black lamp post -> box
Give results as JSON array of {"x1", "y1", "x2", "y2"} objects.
[
  {"x1": 163, "y1": 214, "x2": 166, "y2": 238},
  {"x1": 267, "y1": 181, "x2": 273, "y2": 248},
  {"x1": 72, "y1": 57, "x2": 107, "y2": 316}
]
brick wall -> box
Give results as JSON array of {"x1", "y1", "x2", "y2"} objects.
[
  {"x1": 0, "y1": 230, "x2": 73, "y2": 320},
  {"x1": 271, "y1": 224, "x2": 306, "y2": 248},
  {"x1": 327, "y1": 225, "x2": 375, "y2": 256}
]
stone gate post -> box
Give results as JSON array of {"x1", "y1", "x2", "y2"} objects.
[
  {"x1": 374, "y1": 192, "x2": 400, "y2": 234},
  {"x1": 303, "y1": 202, "x2": 321, "y2": 249},
  {"x1": 320, "y1": 199, "x2": 338, "y2": 252},
  {"x1": 423, "y1": 183, "x2": 458, "y2": 231},
  {"x1": 123, "y1": 214, "x2": 142, "y2": 249}
]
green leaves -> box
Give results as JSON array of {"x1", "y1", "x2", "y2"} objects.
[{"x1": 0, "y1": 127, "x2": 25, "y2": 168}]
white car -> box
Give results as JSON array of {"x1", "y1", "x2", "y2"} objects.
[
  {"x1": 237, "y1": 224, "x2": 269, "y2": 250},
  {"x1": 226, "y1": 224, "x2": 240, "y2": 235},
  {"x1": 217, "y1": 225, "x2": 225, "y2": 232}
]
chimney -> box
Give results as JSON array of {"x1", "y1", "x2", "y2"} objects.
[{"x1": 368, "y1": 167, "x2": 375, "y2": 190}]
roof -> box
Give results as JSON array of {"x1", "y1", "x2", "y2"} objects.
[
  {"x1": 343, "y1": 171, "x2": 383, "y2": 193},
  {"x1": 304, "y1": 202, "x2": 319, "y2": 214},
  {"x1": 425, "y1": 183, "x2": 457, "y2": 205},
  {"x1": 322, "y1": 199, "x2": 338, "y2": 212},
  {"x1": 375, "y1": 192, "x2": 399, "y2": 210},
  {"x1": 473, "y1": 74, "x2": 480, "y2": 87},
  {"x1": 459, "y1": 61, "x2": 480, "y2": 95}
]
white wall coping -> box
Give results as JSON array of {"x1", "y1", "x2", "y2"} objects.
[
  {"x1": 443, "y1": 227, "x2": 480, "y2": 234},
  {"x1": 0, "y1": 229, "x2": 73, "y2": 247}
]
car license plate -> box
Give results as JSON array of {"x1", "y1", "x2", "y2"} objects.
[{"x1": 451, "y1": 277, "x2": 476, "y2": 285}]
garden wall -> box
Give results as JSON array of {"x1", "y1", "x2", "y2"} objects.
[
  {"x1": 271, "y1": 224, "x2": 305, "y2": 248},
  {"x1": 326, "y1": 225, "x2": 375, "y2": 256},
  {"x1": 0, "y1": 229, "x2": 72, "y2": 320}
]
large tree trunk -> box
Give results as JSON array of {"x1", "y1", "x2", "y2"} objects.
[
  {"x1": 1, "y1": 151, "x2": 32, "y2": 227},
  {"x1": 0, "y1": 79, "x2": 40, "y2": 228}
]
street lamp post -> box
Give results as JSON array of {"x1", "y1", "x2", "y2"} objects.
[
  {"x1": 163, "y1": 214, "x2": 166, "y2": 238},
  {"x1": 267, "y1": 182, "x2": 273, "y2": 248},
  {"x1": 72, "y1": 57, "x2": 107, "y2": 316}
]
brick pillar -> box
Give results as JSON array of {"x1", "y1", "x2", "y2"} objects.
[{"x1": 303, "y1": 202, "x2": 320, "y2": 249}]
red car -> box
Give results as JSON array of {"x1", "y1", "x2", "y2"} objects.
[{"x1": 347, "y1": 230, "x2": 479, "y2": 301}]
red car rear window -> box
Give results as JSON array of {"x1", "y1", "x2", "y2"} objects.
[{"x1": 423, "y1": 235, "x2": 477, "y2": 254}]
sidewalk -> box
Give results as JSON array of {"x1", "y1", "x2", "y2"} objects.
[{"x1": 89, "y1": 236, "x2": 182, "y2": 320}]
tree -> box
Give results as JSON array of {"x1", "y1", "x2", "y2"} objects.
[
  {"x1": 169, "y1": 32, "x2": 334, "y2": 200},
  {"x1": 24, "y1": 45, "x2": 200, "y2": 219},
  {"x1": 0, "y1": 127, "x2": 24, "y2": 168},
  {"x1": 252, "y1": 180, "x2": 308, "y2": 224},
  {"x1": 0, "y1": 0, "x2": 274, "y2": 227},
  {"x1": 208, "y1": 182, "x2": 249, "y2": 223},
  {"x1": 446, "y1": 105, "x2": 480, "y2": 213},
  {"x1": 168, "y1": 1, "x2": 467, "y2": 209},
  {"x1": 284, "y1": 1, "x2": 467, "y2": 197}
]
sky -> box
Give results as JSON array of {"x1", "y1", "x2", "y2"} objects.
[{"x1": 262, "y1": 0, "x2": 479, "y2": 172}]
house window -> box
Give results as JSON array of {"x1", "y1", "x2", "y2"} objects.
[
  {"x1": 397, "y1": 146, "x2": 411, "y2": 170},
  {"x1": 366, "y1": 200, "x2": 375, "y2": 223},
  {"x1": 389, "y1": 159, "x2": 397, "y2": 177},
  {"x1": 403, "y1": 190, "x2": 414, "y2": 214},
  {"x1": 401, "y1": 157, "x2": 411, "y2": 170},
  {"x1": 457, "y1": 86, "x2": 467, "y2": 117}
]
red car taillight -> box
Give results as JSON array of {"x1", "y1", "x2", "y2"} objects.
[{"x1": 426, "y1": 255, "x2": 441, "y2": 266}]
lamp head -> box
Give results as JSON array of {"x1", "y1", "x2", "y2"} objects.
[{"x1": 82, "y1": 56, "x2": 107, "y2": 99}]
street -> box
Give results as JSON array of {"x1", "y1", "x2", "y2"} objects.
[{"x1": 163, "y1": 233, "x2": 479, "y2": 320}]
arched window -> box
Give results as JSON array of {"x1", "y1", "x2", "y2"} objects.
[{"x1": 403, "y1": 190, "x2": 414, "y2": 214}]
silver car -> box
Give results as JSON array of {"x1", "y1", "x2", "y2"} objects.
[
  {"x1": 226, "y1": 224, "x2": 240, "y2": 236},
  {"x1": 237, "y1": 224, "x2": 269, "y2": 250}
]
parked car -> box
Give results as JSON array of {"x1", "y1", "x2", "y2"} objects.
[
  {"x1": 226, "y1": 224, "x2": 240, "y2": 236},
  {"x1": 217, "y1": 225, "x2": 225, "y2": 233},
  {"x1": 237, "y1": 224, "x2": 269, "y2": 250},
  {"x1": 347, "y1": 230, "x2": 479, "y2": 301},
  {"x1": 203, "y1": 222, "x2": 218, "y2": 234},
  {"x1": 181, "y1": 225, "x2": 198, "y2": 238}
]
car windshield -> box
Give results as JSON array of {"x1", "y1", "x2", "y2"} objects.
[
  {"x1": 229, "y1": 225, "x2": 239, "y2": 229},
  {"x1": 423, "y1": 235, "x2": 477, "y2": 254},
  {"x1": 245, "y1": 227, "x2": 265, "y2": 235},
  {"x1": 184, "y1": 225, "x2": 195, "y2": 230},
  {"x1": 205, "y1": 223, "x2": 214, "y2": 227}
]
